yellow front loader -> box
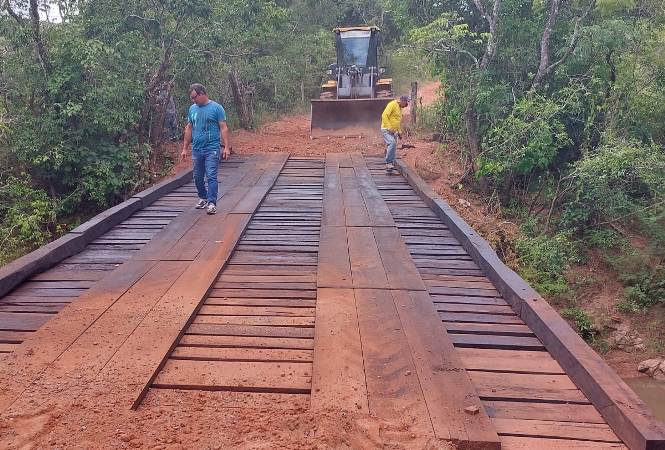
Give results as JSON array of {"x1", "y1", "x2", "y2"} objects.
[{"x1": 310, "y1": 26, "x2": 393, "y2": 137}]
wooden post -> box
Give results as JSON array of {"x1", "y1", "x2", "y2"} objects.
[{"x1": 410, "y1": 81, "x2": 418, "y2": 125}]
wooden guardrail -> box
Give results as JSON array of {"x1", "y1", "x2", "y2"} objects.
[
  {"x1": 0, "y1": 168, "x2": 193, "y2": 299},
  {"x1": 396, "y1": 159, "x2": 665, "y2": 450}
]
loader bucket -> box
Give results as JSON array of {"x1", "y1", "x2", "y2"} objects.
[{"x1": 310, "y1": 98, "x2": 392, "y2": 137}]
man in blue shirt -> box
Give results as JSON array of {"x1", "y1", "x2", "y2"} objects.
[{"x1": 180, "y1": 83, "x2": 232, "y2": 215}]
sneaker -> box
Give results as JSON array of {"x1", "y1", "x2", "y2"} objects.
[
  {"x1": 207, "y1": 203, "x2": 217, "y2": 215},
  {"x1": 195, "y1": 199, "x2": 208, "y2": 209},
  {"x1": 385, "y1": 163, "x2": 395, "y2": 171}
]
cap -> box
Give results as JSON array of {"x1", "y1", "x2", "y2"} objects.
[{"x1": 399, "y1": 94, "x2": 410, "y2": 102}]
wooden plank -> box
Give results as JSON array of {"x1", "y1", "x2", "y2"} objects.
[
  {"x1": 0, "y1": 304, "x2": 63, "y2": 314},
  {"x1": 213, "y1": 282, "x2": 316, "y2": 290},
  {"x1": 0, "y1": 330, "x2": 32, "y2": 343},
  {"x1": 483, "y1": 400, "x2": 605, "y2": 424},
  {"x1": 317, "y1": 226, "x2": 352, "y2": 288},
  {"x1": 209, "y1": 289, "x2": 316, "y2": 299},
  {"x1": 0, "y1": 343, "x2": 18, "y2": 353},
  {"x1": 218, "y1": 275, "x2": 316, "y2": 283},
  {"x1": 347, "y1": 227, "x2": 388, "y2": 289},
  {"x1": 229, "y1": 253, "x2": 317, "y2": 265},
  {"x1": 235, "y1": 245, "x2": 318, "y2": 253},
  {"x1": 340, "y1": 167, "x2": 371, "y2": 227},
  {"x1": 192, "y1": 315, "x2": 314, "y2": 327},
  {"x1": 450, "y1": 333, "x2": 545, "y2": 350},
  {"x1": 426, "y1": 278, "x2": 496, "y2": 289},
  {"x1": 311, "y1": 288, "x2": 367, "y2": 412},
  {"x1": 391, "y1": 289, "x2": 500, "y2": 447},
  {"x1": 500, "y1": 436, "x2": 627, "y2": 449},
  {"x1": 21, "y1": 280, "x2": 95, "y2": 289},
  {"x1": 180, "y1": 334, "x2": 313, "y2": 350},
  {"x1": 428, "y1": 286, "x2": 502, "y2": 297},
  {"x1": 436, "y1": 303, "x2": 515, "y2": 314},
  {"x1": 321, "y1": 154, "x2": 345, "y2": 227},
  {"x1": 199, "y1": 305, "x2": 315, "y2": 316},
  {"x1": 493, "y1": 418, "x2": 621, "y2": 443},
  {"x1": 354, "y1": 288, "x2": 433, "y2": 438},
  {"x1": 350, "y1": 154, "x2": 394, "y2": 226},
  {"x1": 413, "y1": 259, "x2": 478, "y2": 269},
  {"x1": 222, "y1": 265, "x2": 317, "y2": 276},
  {"x1": 204, "y1": 298, "x2": 316, "y2": 308},
  {"x1": 171, "y1": 346, "x2": 312, "y2": 362},
  {"x1": 186, "y1": 323, "x2": 314, "y2": 338},
  {"x1": 442, "y1": 312, "x2": 523, "y2": 324},
  {"x1": 458, "y1": 348, "x2": 563, "y2": 374},
  {"x1": 0, "y1": 313, "x2": 53, "y2": 331},
  {"x1": 395, "y1": 160, "x2": 665, "y2": 448},
  {"x1": 433, "y1": 295, "x2": 509, "y2": 306},
  {"x1": 153, "y1": 359, "x2": 311, "y2": 393},
  {"x1": 470, "y1": 371, "x2": 589, "y2": 403},
  {"x1": 30, "y1": 269, "x2": 106, "y2": 282},
  {"x1": 373, "y1": 227, "x2": 426, "y2": 291}
]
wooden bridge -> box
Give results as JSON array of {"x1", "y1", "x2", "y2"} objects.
[{"x1": 0, "y1": 153, "x2": 664, "y2": 449}]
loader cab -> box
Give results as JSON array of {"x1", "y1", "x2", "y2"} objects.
[
  {"x1": 330, "y1": 26, "x2": 384, "y2": 99},
  {"x1": 335, "y1": 28, "x2": 379, "y2": 69}
]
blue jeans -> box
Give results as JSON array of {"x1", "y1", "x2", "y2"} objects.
[
  {"x1": 192, "y1": 148, "x2": 220, "y2": 205},
  {"x1": 381, "y1": 128, "x2": 397, "y2": 164}
]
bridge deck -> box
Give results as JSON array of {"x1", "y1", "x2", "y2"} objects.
[{"x1": 0, "y1": 153, "x2": 662, "y2": 449}]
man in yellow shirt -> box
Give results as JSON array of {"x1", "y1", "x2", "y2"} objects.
[{"x1": 381, "y1": 94, "x2": 409, "y2": 171}]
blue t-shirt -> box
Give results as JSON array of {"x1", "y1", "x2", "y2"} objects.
[{"x1": 187, "y1": 101, "x2": 227, "y2": 152}]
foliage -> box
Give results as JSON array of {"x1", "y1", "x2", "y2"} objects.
[
  {"x1": 515, "y1": 232, "x2": 581, "y2": 297},
  {"x1": 478, "y1": 94, "x2": 572, "y2": 182},
  {"x1": 607, "y1": 250, "x2": 665, "y2": 311},
  {"x1": 0, "y1": 175, "x2": 59, "y2": 265},
  {"x1": 561, "y1": 307, "x2": 597, "y2": 341},
  {"x1": 561, "y1": 138, "x2": 665, "y2": 231}
]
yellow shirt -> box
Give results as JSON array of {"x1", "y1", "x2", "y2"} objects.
[{"x1": 381, "y1": 99, "x2": 402, "y2": 133}]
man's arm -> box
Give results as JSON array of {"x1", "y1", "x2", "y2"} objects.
[
  {"x1": 220, "y1": 121, "x2": 231, "y2": 160},
  {"x1": 180, "y1": 123, "x2": 192, "y2": 161}
]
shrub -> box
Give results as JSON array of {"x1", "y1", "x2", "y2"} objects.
[
  {"x1": 0, "y1": 175, "x2": 59, "y2": 264},
  {"x1": 561, "y1": 307, "x2": 597, "y2": 341},
  {"x1": 515, "y1": 232, "x2": 581, "y2": 297},
  {"x1": 562, "y1": 137, "x2": 665, "y2": 231}
]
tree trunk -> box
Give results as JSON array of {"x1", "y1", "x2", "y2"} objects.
[
  {"x1": 29, "y1": 0, "x2": 52, "y2": 77},
  {"x1": 229, "y1": 69, "x2": 254, "y2": 130},
  {"x1": 465, "y1": 98, "x2": 480, "y2": 162},
  {"x1": 137, "y1": 45, "x2": 173, "y2": 149}
]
